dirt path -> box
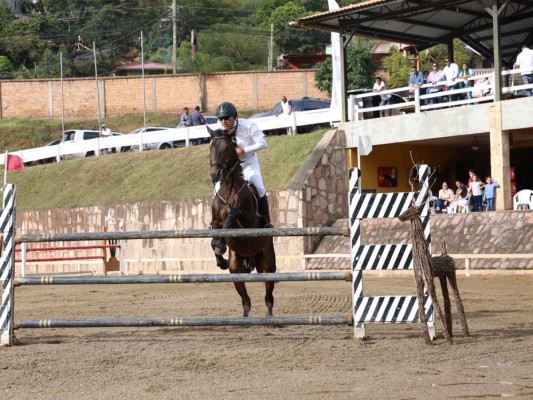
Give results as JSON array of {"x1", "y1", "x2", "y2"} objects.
[{"x1": 1, "y1": 275, "x2": 532, "y2": 399}]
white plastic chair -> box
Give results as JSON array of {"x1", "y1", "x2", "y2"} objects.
[
  {"x1": 448, "y1": 198, "x2": 469, "y2": 214},
  {"x1": 513, "y1": 189, "x2": 533, "y2": 210}
]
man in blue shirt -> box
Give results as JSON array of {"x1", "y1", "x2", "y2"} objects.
[
  {"x1": 190, "y1": 106, "x2": 206, "y2": 126},
  {"x1": 409, "y1": 66, "x2": 424, "y2": 98}
]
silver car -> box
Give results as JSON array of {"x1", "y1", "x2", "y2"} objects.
[{"x1": 128, "y1": 127, "x2": 176, "y2": 150}]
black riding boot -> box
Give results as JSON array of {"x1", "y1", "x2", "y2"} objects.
[{"x1": 259, "y1": 195, "x2": 274, "y2": 228}]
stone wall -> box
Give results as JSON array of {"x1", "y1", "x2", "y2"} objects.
[
  {"x1": 16, "y1": 130, "x2": 348, "y2": 275},
  {"x1": 307, "y1": 210, "x2": 533, "y2": 270},
  {"x1": 0, "y1": 70, "x2": 326, "y2": 119}
]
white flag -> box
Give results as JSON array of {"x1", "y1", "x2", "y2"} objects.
[
  {"x1": 358, "y1": 135, "x2": 372, "y2": 156},
  {"x1": 328, "y1": 0, "x2": 341, "y2": 120}
]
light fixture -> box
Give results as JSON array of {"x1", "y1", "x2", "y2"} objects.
[{"x1": 471, "y1": 136, "x2": 480, "y2": 151}]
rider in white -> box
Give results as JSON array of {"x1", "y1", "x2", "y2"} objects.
[{"x1": 215, "y1": 101, "x2": 273, "y2": 228}]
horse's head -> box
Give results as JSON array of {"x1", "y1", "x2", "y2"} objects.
[{"x1": 207, "y1": 126, "x2": 240, "y2": 184}]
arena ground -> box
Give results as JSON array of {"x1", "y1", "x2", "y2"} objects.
[{"x1": 1, "y1": 274, "x2": 532, "y2": 399}]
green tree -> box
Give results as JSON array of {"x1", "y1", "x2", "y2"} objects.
[
  {"x1": 33, "y1": 46, "x2": 73, "y2": 78},
  {"x1": 315, "y1": 40, "x2": 377, "y2": 95},
  {"x1": 268, "y1": 2, "x2": 329, "y2": 55},
  {"x1": 0, "y1": 55, "x2": 14, "y2": 79},
  {"x1": 382, "y1": 39, "x2": 474, "y2": 88}
]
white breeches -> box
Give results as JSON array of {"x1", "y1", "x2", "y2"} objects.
[{"x1": 214, "y1": 154, "x2": 266, "y2": 197}]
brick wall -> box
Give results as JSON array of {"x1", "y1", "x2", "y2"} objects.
[{"x1": 0, "y1": 70, "x2": 326, "y2": 119}]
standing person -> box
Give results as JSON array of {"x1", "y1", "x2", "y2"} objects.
[
  {"x1": 372, "y1": 77, "x2": 392, "y2": 117},
  {"x1": 514, "y1": 42, "x2": 533, "y2": 97},
  {"x1": 458, "y1": 63, "x2": 474, "y2": 100},
  {"x1": 275, "y1": 96, "x2": 294, "y2": 134},
  {"x1": 190, "y1": 106, "x2": 206, "y2": 126},
  {"x1": 100, "y1": 124, "x2": 111, "y2": 138},
  {"x1": 216, "y1": 102, "x2": 273, "y2": 228},
  {"x1": 181, "y1": 107, "x2": 192, "y2": 127},
  {"x1": 99, "y1": 124, "x2": 114, "y2": 154},
  {"x1": 435, "y1": 182, "x2": 455, "y2": 213},
  {"x1": 426, "y1": 62, "x2": 445, "y2": 105},
  {"x1": 408, "y1": 66, "x2": 424, "y2": 99},
  {"x1": 443, "y1": 57, "x2": 460, "y2": 104},
  {"x1": 468, "y1": 174, "x2": 484, "y2": 212},
  {"x1": 484, "y1": 176, "x2": 500, "y2": 211}
]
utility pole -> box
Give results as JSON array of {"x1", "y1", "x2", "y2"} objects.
[
  {"x1": 269, "y1": 23, "x2": 274, "y2": 70},
  {"x1": 172, "y1": 0, "x2": 177, "y2": 74}
]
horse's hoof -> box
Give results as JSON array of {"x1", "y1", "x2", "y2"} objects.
[{"x1": 216, "y1": 257, "x2": 229, "y2": 270}]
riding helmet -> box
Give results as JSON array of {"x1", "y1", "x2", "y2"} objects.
[{"x1": 216, "y1": 102, "x2": 238, "y2": 118}]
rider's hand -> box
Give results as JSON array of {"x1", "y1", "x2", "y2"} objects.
[{"x1": 236, "y1": 146, "x2": 245, "y2": 156}]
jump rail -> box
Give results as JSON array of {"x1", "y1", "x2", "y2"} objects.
[
  {"x1": 15, "y1": 271, "x2": 352, "y2": 285},
  {"x1": 16, "y1": 316, "x2": 354, "y2": 329},
  {"x1": 16, "y1": 226, "x2": 349, "y2": 244}
]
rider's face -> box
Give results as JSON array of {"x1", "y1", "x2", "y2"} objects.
[{"x1": 220, "y1": 115, "x2": 235, "y2": 129}]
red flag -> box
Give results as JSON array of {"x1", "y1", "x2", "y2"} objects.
[{"x1": 6, "y1": 154, "x2": 23, "y2": 172}]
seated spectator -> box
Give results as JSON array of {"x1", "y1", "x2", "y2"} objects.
[
  {"x1": 454, "y1": 180, "x2": 468, "y2": 200},
  {"x1": 447, "y1": 180, "x2": 469, "y2": 213},
  {"x1": 472, "y1": 77, "x2": 492, "y2": 98},
  {"x1": 435, "y1": 182, "x2": 455, "y2": 213}
]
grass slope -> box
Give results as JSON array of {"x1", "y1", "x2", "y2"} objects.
[{"x1": 9, "y1": 130, "x2": 327, "y2": 211}]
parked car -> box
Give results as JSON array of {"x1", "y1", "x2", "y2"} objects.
[
  {"x1": 61, "y1": 129, "x2": 125, "y2": 160},
  {"x1": 128, "y1": 126, "x2": 177, "y2": 151},
  {"x1": 250, "y1": 97, "x2": 331, "y2": 134}
]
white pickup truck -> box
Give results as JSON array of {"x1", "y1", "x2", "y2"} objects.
[{"x1": 61, "y1": 129, "x2": 126, "y2": 159}]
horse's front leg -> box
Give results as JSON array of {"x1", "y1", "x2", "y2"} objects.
[
  {"x1": 211, "y1": 208, "x2": 241, "y2": 270},
  {"x1": 231, "y1": 253, "x2": 251, "y2": 317}
]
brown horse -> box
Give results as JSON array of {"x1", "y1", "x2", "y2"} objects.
[{"x1": 208, "y1": 126, "x2": 276, "y2": 317}]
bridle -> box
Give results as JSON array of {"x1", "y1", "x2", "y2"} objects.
[{"x1": 209, "y1": 134, "x2": 241, "y2": 181}]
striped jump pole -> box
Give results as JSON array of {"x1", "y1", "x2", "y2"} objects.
[
  {"x1": 348, "y1": 165, "x2": 435, "y2": 339},
  {"x1": 0, "y1": 184, "x2": 16, "y2": 346},
  {"x1": 16, "y1": 315, "x2": 353, "y2": 329}
]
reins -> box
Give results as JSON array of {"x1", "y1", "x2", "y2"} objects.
[{"x1": 210, "y1": 134, "x2": 255, "y2": 209}]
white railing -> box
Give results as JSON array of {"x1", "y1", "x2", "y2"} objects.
[
  {"x1": 1, "y1": 108, "x2": 340, "y2": 166},
  {"x1": 349, "y1": 67, "x2": 533, "y2": 120}
]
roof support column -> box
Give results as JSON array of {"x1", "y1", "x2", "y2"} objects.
[
  {"x1": 489, "y1": 102, "x2": 511, "y2": 210},
  {"x1": 340, "y1": 28, "x2": 348, "y2": 123},
  {"x1": 447, "y1": 39, "x2": 454, "y2": 62},
  {"x1": 491, "y1": 0, "x2": 503, "y2": 102}
]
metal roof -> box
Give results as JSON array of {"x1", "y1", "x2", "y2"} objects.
[{"x1": 293, "y1": 0, "x2": 533, "y2": 68}]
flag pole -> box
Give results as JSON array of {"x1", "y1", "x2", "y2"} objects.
[{"x1": 3, "y1": 150, "x2": 8, "y2": 190}]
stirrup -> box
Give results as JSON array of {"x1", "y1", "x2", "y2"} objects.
[{"x1": 264, "y1": 223, "x2": 274, "y2": 229}]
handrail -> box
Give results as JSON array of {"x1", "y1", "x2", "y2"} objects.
[{"x1": 349, "y1": 67, "x2": 533, "y2": 120}]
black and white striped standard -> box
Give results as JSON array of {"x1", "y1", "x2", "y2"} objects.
[
  {"x1": 0, "y1": 185, "x2": 16, "y2": 347},
  {"x1": 348, "y1": 166, "x2": 434, "y2": 339}
]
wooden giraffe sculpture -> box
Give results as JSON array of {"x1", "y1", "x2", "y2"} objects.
[
  {"x1": 398, "y1": 205, "x2": 453, "y2": 344},
  {"x1": 431, "y1": 242, "x2": 470, "y2": 337}
]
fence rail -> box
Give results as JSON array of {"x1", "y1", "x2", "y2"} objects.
[{"x1": 0, "y1": 108, "x2": 340, "y2": 166}]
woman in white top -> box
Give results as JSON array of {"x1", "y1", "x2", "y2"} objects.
[
  {"x1": 436, "y1": 182, "x2": 455, "y2": 212},
  {"x1": 468, "y1": 174, "x2": 484, "y2": 212}
]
